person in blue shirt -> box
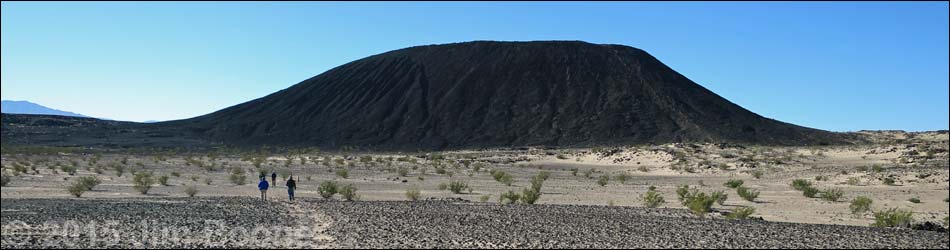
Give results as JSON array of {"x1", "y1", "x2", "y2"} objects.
[{"x1": 258, "y1": 177, "x2": 270, "y2": 201}]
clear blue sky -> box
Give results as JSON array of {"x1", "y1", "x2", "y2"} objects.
[{"x1": 2, "y1": 2, "x2": 947, "y2": 131}]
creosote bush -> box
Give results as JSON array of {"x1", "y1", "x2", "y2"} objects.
[
  {"x1": 641, "y1": 190, "x2": 665, "y2": 208},
  {"x1": 872, "y1": 208, "x2": 914, "y2": 229},
  {"x1": 676, "y1": 185, "x2": 716, "y2": 217},
  {"x1": 448, "y1": 180, "x2": 469, "y2": 194},
  {"x1": 184, "y1": 185, "x2": 199, "y2": 197},
  {"x1": 335, "y1": 169, "x2": 349, "y2": 179},
  {"x1": 340, "y1": 184, "x2": 359, "y2": 201},
  {"x1": 319, "y1": 181, "x2": 339, "y2": 199},
  {"x1": 77, "y1": 176, "x2": 101, "y2": 191},
  {"x1": 406, "y1": 187, "x2": 421, "y2": 201},
  {"x1": 597, "y1": 175, "x2": 609, "y2": 187},
  {"x1": 737, "y1": 187, "x2": 760, "y2": 202},
  {"x1": 500, "y1": 191, "x2": 521, "y2": 204},
  {"x1": 159, "y1": 176, "x2": 171, "y2": 186},
  {"x1": 850, "y1": 196, "x2": 873, "y2": 215},
  {"x1": 727, "y1": 207, "x2": 756, "y2": 220},
  {"x1": 711, "y1": 191, "x2": 728, "y2": 206},
  {"x1": 0, "y1": 174, "x2": 10, "y2": 187},
  {"x1": 492, "y1": 170, "x2": 514, "y2": 186},
  {"x1": 791, "y1": 179, "x2": 813, "y2": 191},
  {"x1": 521, "y1": 173, "x2": 546, "y2": 205},
  {"x1": 725, "y1": 179, "x2": 744, "y2": 189},
  {"x1": 133, "y1": 172, "x2": 155, "y2": 195},
  {"x1": 67, "y1": 181, "x2": 87, "y2": 198},
  {"x1": 820, "y1": 188, "x2": 844, "y2": 202}
]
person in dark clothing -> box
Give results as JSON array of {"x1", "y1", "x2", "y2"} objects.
[
  {"x1": 271, "y1": 172, "x2": 278, "y2": 185},
  {"x1": 286, "y1": 176, "x2": 297, "y2": 202},
  {"x1": 258, "y1": 177, "x2": 270, "y2": 201}
]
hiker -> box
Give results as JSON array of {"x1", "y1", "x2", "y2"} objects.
[
  {"x1": 258, "y1": 177, "x2": 269, "y2": 201},
  {"x1": 286, "y1": 175, "x2": 297, "y2": 201},
  {"x1": 271, "y1": 172, "x2": 278, "y2": 185}
]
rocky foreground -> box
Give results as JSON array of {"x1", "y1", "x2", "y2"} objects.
[{"x1": 1, "y1": 197, "x2": 947, "y2": 249}]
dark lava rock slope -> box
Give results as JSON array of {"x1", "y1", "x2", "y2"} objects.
[{"x1": 174, "y1": 41, "x2": 853, "y2": 150}]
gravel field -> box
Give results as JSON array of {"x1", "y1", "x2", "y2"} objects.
[{"x1": 2, "y1": 197, "x2": 946, "y2": 249}]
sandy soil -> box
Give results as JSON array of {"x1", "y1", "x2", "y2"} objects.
[{"x1": 1, "y1": 131, "x2": 948, "y2": 248}]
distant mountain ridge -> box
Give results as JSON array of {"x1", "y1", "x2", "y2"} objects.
[{"x1": 1, "y1": 100, "x2": 90, "y2": 118}]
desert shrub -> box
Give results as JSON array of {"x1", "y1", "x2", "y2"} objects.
[
  {"x1": 448, "y1": 181, "x2": 469, "y2": 194},
  {"x1": 521, "y1": 174, "x2": 546, "y2": 205},
  {"x1": 597, "y1": 175, "x2": 609, "y2": 187},
  {"x1": 676, "y1": 185, "x2": 692, "y2": 205},
  {"x1": 641, "y1": 190, "x2": 666, "y2": 208},
  {"x1": 537, "y1": 171, "x2": 551, "y2": 181},
  {"x1": 908, "y1": 198, "x2": 921, "y2": 204},
  {"x1": 479, "y1": 194, "x2": 491, "y2": 202},
  {"x1": 882, "y1": 178, "x2": 896, "y2": 186},
  {"x1": 184, "y1": 185, "x2": 199, "y2": 197},
  {"x1": 1, "y1": 174, "x2": 11, "y2": 187},
  {"x1": 583, "y1": 169, "x2": 595, "y2": 179},
  {"x1": 614, "y1": 173, "x2": 629, "y2": 184},
  {"x1": 570, "y1": 168, "x2": 579, "y2": 176},
  {"x1": 717, "y1": 164, "x2": 731, "y2": 171},
  {"x1": 871, "y1": 165, "x2": 884, "y2": 173},
  {"x1": 499, "y1": 191, "x2": 521, "y2": 204},
  {"x1": 814, "y1": 176, "x2": 828, "y2": 182},
  {"x1": 406, "y1": 187, "x2": 421, "y2": 201},
  {"x1": 802, "y1": 187, "x2": 820, "y2": 198},
  {"x1": 791, "y1": 179, "x2": 813, "y2": 191},
  {"x1": 751, "y1": 170, "x2": 764, "y2": 179},
  {"x1": 112, "y1": 164, "x2": 126, "y2": 177},
  {"x1": 491, "y1": 170, "x2": 513, "y2": 186},
  {"x1": 855, "y1": 165, "x2": 869, "y2": 172},
  {"x1": 726, "y1": 207, "x2": 757, "y2": 220},
  {"x1": 67, "y1": 181, "x2": 87, "y2": 198},
  {"x1": 711, "y1": 190, "x2": 728, "y2": 206},
  {"x1": 438, "y1": 183, "x2": 448, "y2": 191},
  {"x1": 10, "y1": 164, "x2": 25, "y2": 175},
  {"x1": 229, "y1": 172, "x2": 247, "y2": 186},
  {"x1": 158, "y1": 176, "x2": 171, "y2": 186},
  {"x1": 850, "y1": 196, "x2": 873, "y2": 215},
  {"x1": 737, "y1": 187, "x2": 760, "y2": 202},
  {"x1": 171, "y1": 172, "x2": 181, "y2": 178},
  {"x1": 637, "y1": 166, "x2": 650, "y2": 172},
  {"x1": 335, "y1": 169, "x2": 349, "y2": 179},
  {"x1": 435, "y1": 168, "x2": 447, "y2": 175},
  {"x1": 521, "y1": 187, "x2": 541, "y2": 205},
  {"x1": 319, "y1": 181, "x2": 339, "y2": 199},
  {"x1": 498, "y1": 173, "x2": 514, "y2": 186},
  {"x1": 339, "y1": 184, "x2": 358, "y2": 201},
  {"x1": 847, "y1": 177, "x2": 861, "y2": 186},
  {"x1": 556, "y1": 154, "x2": 569, "y2": 160},
  {"x1": 204, "y1": 177, "x2": 213, "y2": 185},
  {"x1": 359, "y1": 156, "x2": 374, "y2": 163},
  {"x1": 133, "y1": 172, "x2": 155, "y2": 195},
  {"x1": 872, "y1": 208, "x2": 914, "y2": 228},
  {"x1": 60, "y1": 165, "x2": 78, "y2": 175},
  {"x1": 77, "y1": 176, "x2": 101, "y2": 191},
  {"x1": 685, "y1": 192, "x2": 716, "y2": 217},
  {"x1": 278, "y1": 169, "x2": 292, "y2": 180},
  {"x1": 724, "y1": 179, "x2": 744, "y2": 189},
  {"x1": 398, "y1": 168, "x2": 409, "y2": 177},
  {"x1": 820, "y1": 188, "x2": 844, "y2": 202}
]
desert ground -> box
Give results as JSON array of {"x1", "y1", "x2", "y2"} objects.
[{"x1": 2, "y1": 131, "x2": 948, "y2": 248}]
